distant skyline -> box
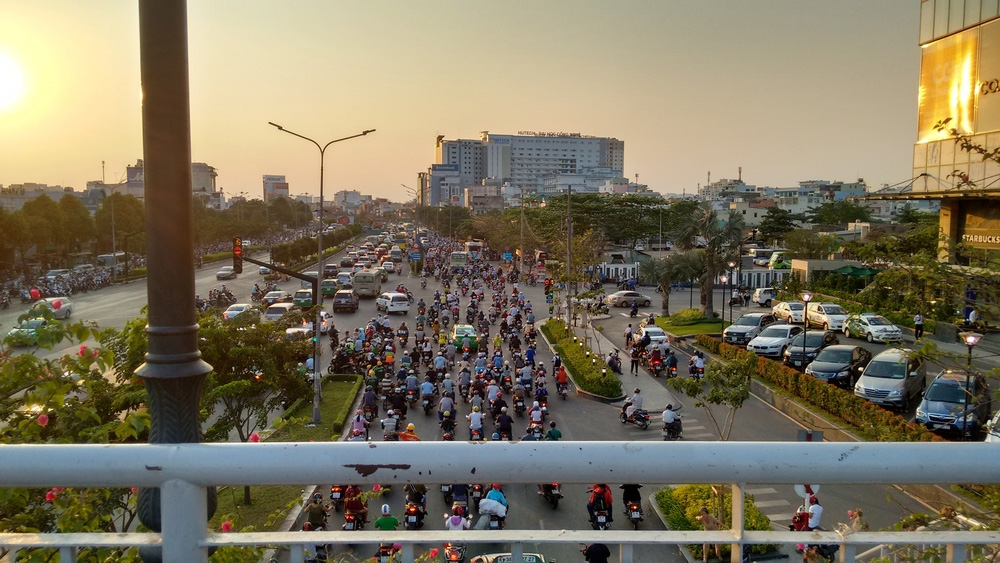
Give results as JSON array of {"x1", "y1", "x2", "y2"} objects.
[{"x1": 0, "y1": 1, "x2": 920, "y2": 202}]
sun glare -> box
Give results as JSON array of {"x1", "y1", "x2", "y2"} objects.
[{"x1": 0, "y1": 51, "x2": 26, "y2": 110}]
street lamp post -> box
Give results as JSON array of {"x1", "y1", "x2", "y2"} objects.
[
  {"x1": 727, "y1": 260, "x2": 737, "y2": 325},
  {"x1": 801, "y1": 292, "x2": 813, "y2": 371},
  {"x1": 959, "y1": 331, "x2": 982, "y2": 441},
  {"x1": 719, "y1": 274, "x2": 728, "y2": 334},
  {"x1": 268, "y1": 122, "x2": 375, "y2": 424}
]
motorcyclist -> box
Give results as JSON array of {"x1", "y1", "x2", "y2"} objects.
[
  {"x1": 528, "y1": 401, "x2": 544, "y2": 425},
  {"x1": 420, "y1": 376, "x2": 437, "y2": 400},
  {"x1": 343, "y1": 484, "x2": 369, "y2": 522},
  {"x1": 587, "y1": 484, "x2": 614, "y2": 523},
  {"x1": 620, "y1": 484, "x2": 643, "y2": 511},
  {"x1": 467, "y1": 405, "x2": 484, "y2": 439},
  {"x1": 555, "y1": 365, "x2": 569, "y2": 391},
  {"x1": 399, "y1": 423, "x2": 420, "y2": 441},
  {"x1": 306, "y1": 493, "x2": 330, "y2": 530},
  {"x1": 495, "y1": 407, "x2": 514, "y2": 437},
  {"x1": 624, "y1": 388, "x2": 643, "y2": 420},
  {"x1": 390, "y1": 389, "x2": 408, "y2": 417},
  {"x1": 444, "y1": 505, "x2": 472, "y2": 531},
  {"x1": 350, "y1": 409, "x2": 369, "y2": 438},
  {"x1": 534, "y1": 382, "x2": 548, "y2": 404},
  {"x1": 662, "y1": 404, "x2": 682, "y2": 435},
  {"x1": 362, "y1": 386, "x2": 378, "y2": 416},
  {"x1": 405, "y1": 370, "x2": 419, "y2": 393},
  {"x1": 381, "y1": 410, "x2": 400, "y2": 439},
  {"x1": 491, "y1": 392, "x2": 508, "y2": 418},
  {"x1": 665, "y1": 350, "x2": 679, "y2": 374},
  {"x1": 438, "y1": 392, "x2": 455, "y2": 422}
]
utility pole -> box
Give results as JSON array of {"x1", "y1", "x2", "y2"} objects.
[
  {"x1": 520, "y1": 184, "x2": 525, "y2": 274},
  {"x1": 565, "y1": 184, "x2": 573, "y2": 324}
]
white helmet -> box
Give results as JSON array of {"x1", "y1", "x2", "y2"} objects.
[{"x1": 381, "y1": 503, "x2": 391, "y2": 515}]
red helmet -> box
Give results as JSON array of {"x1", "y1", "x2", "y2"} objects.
[
  {"x1": 497, "y1": 392, "x2": 503, "y2": 398},
  {"x1": 353, "y1": 429, "x2": 362, "y2": 436},
  {"x1": 452, "y1": 505, "x2": 464, "y2": 516},
  {"x1": 594, "y1": 484, "x2": 605, "y2": 493},
  {"x1": 492, "y1": 483, "x2": 502, "y2": 490}
]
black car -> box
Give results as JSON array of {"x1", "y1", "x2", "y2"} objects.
[
  {"x1": 322, "y1": 263, "x2": 340, "y2": 277},
  {"x1": 331, "y1": 289, "x2": 359, "y2": 313},
  {"x1": 339, "y1": 257, "x2": 355, "y2": 268},
  {"x1": 804, "y1": 344, "x2": 872, "y2": 388},
  {"x1": 782, "y1": 330, "x2": 839, "y2": 369}
]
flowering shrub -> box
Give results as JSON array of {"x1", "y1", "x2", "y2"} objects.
[{"x1": 541, "y1": 320, "x2": 622, "y2": 397}]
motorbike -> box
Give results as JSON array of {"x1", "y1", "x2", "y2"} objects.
[
  {"x1": 690, "y1": 364, "x2": 705, "y2": 381},
  {"x1": 527, "y1": 422, "x2": 544, "y2": 439},
  {"x1": 469, "y1": 484, "x2": 485, "y2": 511},
  {"x1": 662, "y1": 418, "x2": 683, "y2": 441},
  {"x1": 629, "y1": 306, "x2": 638, "y2": 318},
  {"x1": 363, "y1": 404, "x2": 377, "y2": 423},
  {"x1": 406, "y1": 389, "x2": 418, "y2": 406},
  {"x1": 541, "y1": 483, "x2": 562, "y2": 509},
  {"x1": 440, "y1": 484, "x2": 453, "y2": 505},
  {"x1": 488, "y1": 513, "x2": 504, "y2": 530},
  {"x1": 625, "y1": 500, "x2": 644, "y2": 529},
  {"x1": 422, "y1": 396, "x2": 433, "y2": 415},
  {"x1": 404, "y1": 501, "x2": 425, "y2": 530},
  {"x1": 650, "y1": 358, "x2": 664, "y2": 377},
  {"x1": 328, "y1": 485, "x2": 346, "y2": 511},
  {"x1": 443, "y1": 542, "x2": 466, "y2": 563},
  {"x1": 513, "y1": 398, "x2": 526, "y2": 417},
  {"x1": 668, "y1": 365, "x2": 678, "y2": 378},
  {"x1": 420, "y1": 279, "x2": 427, "y2": 289},
  {"x1": 619, "y1": 402, "x2": 651, "y2": 430},
  {"x1": 459, "y1": 383, "x2": 470, "y2": 402},
  {"x1": 342, "y1": 509, "x2": 364, "y2": 531},
  {"x1": 590, "y1": 505, "x2": 612, "y2": 530},
  {"x1": 375, "y1": 543, "x2": 398, "y2": 563},
  {"x1": 557, "y1": 381, "x2": 569, "y2": 400}
]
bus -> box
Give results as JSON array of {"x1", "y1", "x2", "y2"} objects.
[
  {"x1": 464, "y1": 240, "x2": 484, "y2": 262},
  {"x1": 96, "y1": 252, "x2": 126, "y2": 270},
  {"x1": 352, "y1": 269, "x2": 382, "y2": 298},
  {"x1": 534, "y1": 250, "x2": 548, "y2": 266},
  {"x1": 449, "y1": 251, "x2": 469, "y2": 271}
]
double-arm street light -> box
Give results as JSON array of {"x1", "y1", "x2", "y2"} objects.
[
  {"x1": 960, "y1": 331, "x2": 983, "y2": 441},
  {"x1": 269, "y1": 122, "x2": 375, "y2": 424},
  {"x1": 802, "y1": 292, "x2": 813, "y2": 371}
]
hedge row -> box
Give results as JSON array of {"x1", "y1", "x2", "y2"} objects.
[
  {"x1": 326, "y1": 374, "x2": 363, "y2": 434},
  {"x1": 654, "y1": 485, "x2": 776, "y2": 559},
  {"x1": 541, "y1": 319, "x2": 622, "y2": 398},
  {"x1": 694, "y1": 334, "x2": 942, "y2": 442}
]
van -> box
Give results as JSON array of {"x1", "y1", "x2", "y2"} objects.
[
  {"x1": 73, "y1": 264, "x2": 96, "y2": 273},
  {"x1": 262, "y1": 302, "x2": 296, "y2": 322},
  {"x1": 854, "y1": 348, "x2": 927, "y2": 411},
  {"x1": 752, "y1": 287, "x2": 777, "y2": 307},
  {"x1": 748, "y1": 248, "x2": 780, "y2": 266},
  {"x1": 376, "y1": 292, "x2": 411, "y2": 314},
  {"x1": 768, "y1": 251, "x2": 791, "y2": 270},
  {"x1": 301, "y1": 271, "x2": 319, "y2": 289},
  {"x1": 353, "y1": 269, "x2": 382, "y2": 298},
  {"x1": 389, "y1": 248, "x2": 403, "y2": 263}
]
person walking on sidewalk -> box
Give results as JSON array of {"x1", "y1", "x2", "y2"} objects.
[
  {"x1": 913, "y1": 312, "x2": 924, "y2": 340},
  {"x1": 630, "y1": 346, "x2": 640, "y2": 375},
  {"x1": 696, "y1": 506, "x2": 723, "y2": 562},
  {"x1": 624, "y1": 324, "x2": 633, "y2": 347}
]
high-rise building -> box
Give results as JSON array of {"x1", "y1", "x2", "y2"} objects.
[{"x1": 262, "y1": 175, "x2": 289, "y2": 202}]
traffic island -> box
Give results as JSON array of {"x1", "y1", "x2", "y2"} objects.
[{"x1": 539, "y1": 319, "x2": 623, "y2": 400}]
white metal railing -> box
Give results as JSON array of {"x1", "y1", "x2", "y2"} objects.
[{"x1": 2, "y1": 441, "x2": 1000, "y2": 563}]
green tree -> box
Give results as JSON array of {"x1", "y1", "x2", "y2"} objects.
[
  {"x1": 638, "y1": 251, "x2": 700, "y2": 316},
  {"x1": 94, "y1": 193, "x2": 145, "y2": 254},
  {"x1": 803, "y1": 201, "x2": 871, "y2": 225},
  {"x1": 784, "y1": 229, "x2": 841, "y2": 260},
  {"x1": 668, "y1": 352, "x2": 756, "y2": 440},
  {"x1": 59, "y1": 193, "x2": 96, "y2": 252},
  {"x1": 21, "y1": 194, "x2": 66, "y2": 261},
  {"x1": 671, "y1": 207, "x2": 744, "y2": 318},
  {"x1": 757, "y1": 207, "x2": 797, "y2": 246}
]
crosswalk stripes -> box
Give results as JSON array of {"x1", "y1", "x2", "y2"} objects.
[{"x1": 744, "y1": 486, "x2": 794, "y2": 525}]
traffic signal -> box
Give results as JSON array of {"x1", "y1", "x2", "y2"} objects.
[{"x1": 233, "y1": 237, "x2": 243, "y2": 273}]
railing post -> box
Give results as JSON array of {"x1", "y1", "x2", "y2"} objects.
[
  {"x1": 841, "y1": 543, "x2": 855, "y2": 563},
  {"x1": 620, "y1": 543, "x2": 633, "y2": 563},
  {"x1": 161, "y1": 479, "x2": 208, "y2": 562},
  {"x1": 59, "y1": 546, "x2": 77, "y2": 562},
  {"x1": 947, "y1": 542, "x2": 965, "y2": 563},
  {"x1": 401, "y1": 541, "x2": 415, "y2": 563},
  {"x1": 731, "y1": 482, "x2": 745, "y2": 563},
  {"x1": 512, "y1": 542, "x2": 524, "y2": 562}
]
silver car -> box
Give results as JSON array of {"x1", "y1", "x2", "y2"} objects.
[{"x1": 31, "y1": 297, "x2": 73, "y2": 320}]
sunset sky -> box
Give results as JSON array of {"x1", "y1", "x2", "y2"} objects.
[{"x1": 0, "y1": 1, "x2": 921, "y2": 201}]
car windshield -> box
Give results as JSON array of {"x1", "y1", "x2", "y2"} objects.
[
  {"x1": 864, "y1": 315, "x2": 891, "y2": 326},
  {"x1": 823, "y1": 305, "x2": 847, "y2": 315},
  {"x1": 864, "y1": 359, "x2": 907, "y2": 379},
  {"x1": 733, "y1": 317, "x2": 759, "y2": 327},
  {"x1": 645, "y1": 328, "x2": 664, "y2": 337},
  {"x1": 20, "y1": 319, "x2": 46, "y2": 329},
  {"x1": 924, "y1": 382, "x2": 966, "y2": 403},
  {"x1": 790, "y1": 333, "x2": 827, "y2": 347},
  {"x1": 758, "y1": 327, "x2": 789, "y2": 338},
  {"x1": 814, "y1": 348, "x2": 852, "y2": 363}
]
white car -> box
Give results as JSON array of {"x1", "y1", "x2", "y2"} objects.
[
  {"x1": 723, "y1": 312, "x2": 777, "y2": 345},
  {"x1": 637, "y1": 325, "x2": 668, "y2": 348},
  {"x1": 31, "y1": 296, "x2": 73, "y2": 320},
  {"x1": 222, "y1": 303, "x2": 254, "y2": 320},
  {"x1": 772, "y1": 301, "x2": 805, "y2": 324},
  {"x1": 375, "y1": 291, "x2": 411, "y2": 314},
  {"x1": 746, "y1": 324, "x2": 804, "y2": 359},
  {"x1": 381, "y1": 260, "x2": 396, "y2": 274},
  {"x1": 806, "y1": 302, "x2": 849, "y2": 331},
  {"x1": 258, "y1": 265, "x2": 272, "y2": 275},
  {"x1": 844, "y1": 313, "x2": 903, "y2": 343}
]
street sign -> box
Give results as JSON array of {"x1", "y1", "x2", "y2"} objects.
[
  {"x1": 410, "y1": 252, "x2": 421, "y2": 261},
  {"x1": 502, "y1": 252, "x2": 513, "y2": 261},
  {"x1": 504, "y1": 245, "x2": 510, "y2": 251},
  {"x1": 793, "y1": 484, "x2": 820, "y2": 498},
  {"x1": 545, "y1": 294, "x2": 553, "y2": 303}
]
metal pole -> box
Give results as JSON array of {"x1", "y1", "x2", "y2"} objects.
[
  {"x1": 134, "y1": 1, "x2": 215, "y2": 560},
  {"x1": 565, "y1": 185, "x2": 573, "y2": 324}
]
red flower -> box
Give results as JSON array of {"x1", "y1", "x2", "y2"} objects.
[
  {"x1": 131, "y1": 487, "x2": 138, "y2": 494},
  {"x1": 429, "y1": 548, "x2": 439, "y2": 557},
  {"x1": 221, "y1": 521, "x2": 233, "y2": 532},
  {"x1": 372, "y1": 483, "x2": 381, "y2": 491},
  {"x1": 37, "y1": 414, "x2": 49, "y2": 427},
  {"x1": 45, "y1": 490, "x2": 56, "y2": 501},
  {"x1": 249, "y1": 432, "x2": 261, "y2": 443}
]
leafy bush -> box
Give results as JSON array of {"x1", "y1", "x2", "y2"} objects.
[
  {"x1": 325, "y1": 374, "x2": 363, "y2": 433},
  {"x1": 664, "y1": 308, "x2": 706, "y2": 326},
  {"x1": 654, "y1": 485, "x2": 776, "y2": 559},
  {"x1": 540, "y1": 320, "x2": 622, "y2": 397},
  {"x1": 692, "y1": 334, "x2": 942, "y2": 442}
]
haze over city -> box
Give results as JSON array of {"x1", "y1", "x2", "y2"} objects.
[{"x1": 0, "y1": 1, "x2": 920, "y2": 201}]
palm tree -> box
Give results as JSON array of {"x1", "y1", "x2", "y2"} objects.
[
  {"x1": 638, "y1": 252, "x2": 700, "y2": 317},
  {"x1": 672, "y1": 207, "x2": 744, "y2": 318}
]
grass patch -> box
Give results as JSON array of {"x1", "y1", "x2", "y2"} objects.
[
  {"x1": 655, "y1": 318, "x2": 729, "y2": 336},
  {"x1": 208, "y1": 374, "x2": 361, "y2": 533}
]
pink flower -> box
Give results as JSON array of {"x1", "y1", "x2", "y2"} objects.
[
  {"x1": 45, "y1": 490, "x2": 56, "y2": 502},
  {"x1": 372, "y1": 483, "x2": 381, "y2": 491},
  {"x1": 90, "y1": 349, "x2": 99, "y2": 358},
  {"x1": 37, "y1": 414, "x2": 49, "y2": 427},
  {"x1": 221, "y1": 521, "x2": 232, "y2": 532},
  {"x1": 249, "y1": 433, "x2": 261, "y2": 443},
  {"x1": 131, "y1": 487, "x2": 138, "y2": 494},
  {"x1": 78, "y1": 345, "x2": 88, "y2": 357},
  {"x1": 429, "y1": 548, "x2": 439, "y2": 557}
]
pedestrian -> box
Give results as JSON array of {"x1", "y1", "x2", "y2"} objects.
[
  {"x1": 630, "y1": 346, "x2": 640, "y2": 375},
  {"x1": 743, "y1": 289, "x2": 751, "y2": 307},
  {"x1": 544, "y1": 420, "x2": 562, "y2": 441},
  {"x1": 807, "y1": 496, "x2": 823, "y2": 530},
  {"x1": 696, "y1": 506, "x2": 723, "y2": 562},
  {"x1": 913, "y1": 312, "x2": 924, "y2": 340},
  {"x1": 582, "y1": 542, "x2": 612, "y2": 563},
  {"x1": 624, "y1": 324, "x2": 633, "y2": 346}
]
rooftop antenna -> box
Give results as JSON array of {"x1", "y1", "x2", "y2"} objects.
[{"x1": 739, "y1": 166, "x2": 742, "y2": 182}]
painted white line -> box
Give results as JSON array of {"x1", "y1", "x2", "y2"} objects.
[
  {"x1": 751, "y1": 500, "x2": 792, "y2": 508},
  {"x1": 684, "y1": 433, "x2": 717, "y2": 440},
  {"x1": 745, "y1": 487, "x2": 778, "y2": 495},
  {"x1": 768, "y1": 512, "x2": 797, "y2": 522}
]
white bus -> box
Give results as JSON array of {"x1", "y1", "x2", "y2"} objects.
[
  {"x1": 464, "y1": 240, "x2": 484, "y2": 262},
  {"x1": 96, "y1": 252, "x2": 126, "y2": 270},
  {"x1": 449, "y1": 251, "x2": 469, "y2": 271},
  {"x1": 352, "y1": 269, "x2": 382, "y2": 298}
]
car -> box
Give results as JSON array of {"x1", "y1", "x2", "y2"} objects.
[
  {"x1": 258, "y1": 265, "x2": 272, "y2": 275},
  {"x1": 336, "y1": 272, "x2": 354, "y2": 289},
  {"x1": 262, "y1": 290, "x2": 293, "y2": 306},
  {"x1": 752, "y1": 287, "x2": 777, "y2": 307},
  {"x1": 637, "y1": 325, "x2": 669, "y2": 348},
  {"x1": 843, "y1": 313, "x2": 903, "y2": 343},
  {"x1": 322, "y1": 263, "x2": 339, "y2": 277},
  {"x1": 723, "y1": 312, "x2": 777, "y2": 345},
  {"x1": 469, "y1": 553, "x2": 550, "y2": 563},
  {"x1": 804, "y1": 344, "x2": 872, "y2": 388},
  {"x1": 31, "y1": 296, "x2": 73, "y2": 320},
  {"x1": 293, "y1": 289, "x2": 314, "y2": 307},
  {"x1": 339, "y1": 257, "x2": 355, "y2": 268},
  {"x1": 782, "y1": 330, "x2": 839, "y2": 369},
  {"x1": 915, "y1": 370, "x2": 992, "y2": 438},
  {"x1": 606, "y1": 290, "x2": 652, "y2": 308},
  {"x1": 772, "y1": 301, "x2": 805, "y2": 324},
  {"x1": 222, "y1": 303, "x2": 254, "y2": 320},
  {"x1": 806, "y1": 302, "x2": 849, "y2": 331},
  {"x1": 450, "y1": 323, "x2": 479, "y2": 350},
  {"x1": 351, "y1": 263, "x2": 364, "y2": 274},
  {"x1": 5, "y1": 318, "x2": 48, "y2": 346},
  {"x1": 216, "y1": 266, "x2": 237, "y2": 280},
  {"x1": 262, "y1": 302, "x2": 296, "y2": 322},
  {"x1": 284, "y1": 326, "x2": 314, "y2": 341},
  {"x1": 381, "y1": 260, "x2": 396, "y2": 274},
  {"x1": 375, "y1": 291, "x2": 410, "y2": 314},
  {"x1": 331, "y1": 289, "x2": 359, "y2": 313},
  {"x1": 372, "y1": 265, "x2": 389, "y2": 282},
  {"x1": 985, "y1": 409, "x2": 1000, "y2": 443},
  {"x1": 746, "y1": 323, "x2": 804, "y2": 359},
  {"x1": 854, "y1": 348, "x2": 927, "y2": 411},
  {"x1": 43, "y1": 269, "x2": 71, "y2": 281},
  {"x1": 320, "y1": 279, "x2": 339, "y2": 296}
]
